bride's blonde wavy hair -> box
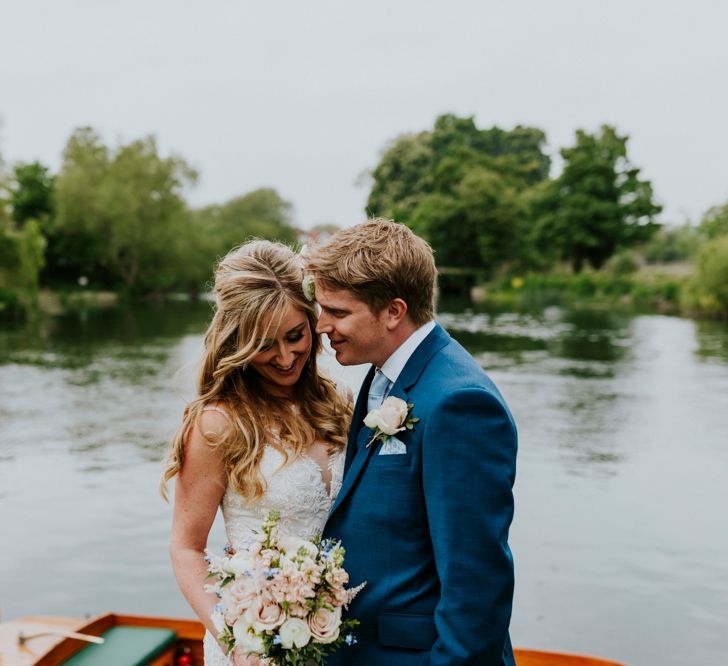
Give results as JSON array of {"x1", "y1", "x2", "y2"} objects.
[{"x1": 161, "y1": 240, "x2": 351, "y2": 502}]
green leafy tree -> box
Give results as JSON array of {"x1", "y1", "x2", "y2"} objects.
[
  {"x1": 532, "y1": 125, "x2": 661, "y2": 272},
  {"x1": 687, "y1": 235, "x2": 728, "y2": 315},
  {"x1": 9, "y1": 161, "x2": 55, "y2": 226},
  {"x1": 367, "y1": 132, "x2": 434, "y2": 222},
  {"x1": 52, "y1": 127, "x2": 112, "y2": 284},
  {"x1": 699, "y1": 203, "x2": 728, "y2": 240},
  {"x1": 0, "y1": 150, "x2": 10, "y2": 229},
  {"x1": 643, "y1": 224, "x2": 701, "y2": 263},
  {"x1": 0, "y1": 219, "x2": 45, "y2": 312},
  {"x1": 367, "y1": 114, "x2": 550, "y2": 274},
  {"x1": 196, "y1": 188, "x2": 297, "y2": 258},
  {"x1": 97, "y1": 137, "x2": 198, "y2": 290},
  {"x1": 0, "y1": 152, "x2": 45, "y2": 312},
  {"x1": 53, "y1": 128, "x2": 200, "y2": 292}
]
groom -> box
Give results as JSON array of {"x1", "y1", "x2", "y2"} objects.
[{"x1": 308, "y1": 219, "x2": 517, "y2": 666}]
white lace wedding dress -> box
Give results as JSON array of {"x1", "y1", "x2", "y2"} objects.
[{"x1": 203, "y1": 442, "x2": 346, "y2": 665}]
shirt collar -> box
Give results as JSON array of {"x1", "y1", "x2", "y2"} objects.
[{"x1": 379, "y1": 320, "x2": 436, "y2": 385}]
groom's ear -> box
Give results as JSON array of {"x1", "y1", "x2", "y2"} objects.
[{"x1": 384, "y1": 298, "x2": 409, "y2": 330}]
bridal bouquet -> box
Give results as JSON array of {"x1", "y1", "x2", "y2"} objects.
[{"x1": 205, "y1": 511, "x2": 364, "y2": 665}]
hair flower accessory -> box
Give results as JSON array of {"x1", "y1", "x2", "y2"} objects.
[
  {"x1": 298, "y1": 244, "x2": 316, "y2": 302},
  {"x1": 364, "y1": 397, "x2": 419, "y2": 448},
  {"x1": 302, "y1": 274, "x2": 316, "y2": 302}
]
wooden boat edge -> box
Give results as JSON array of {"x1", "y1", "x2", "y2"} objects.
[{"x1": 2, "y1": 613, "x2": 625, "y2": 666}]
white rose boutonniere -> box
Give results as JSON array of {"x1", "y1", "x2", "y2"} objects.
[{"x1": 364, "y1": 396, "x2": 419, "y2": 448}]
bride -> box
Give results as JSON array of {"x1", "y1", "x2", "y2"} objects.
[{"x1": 162, "y1": 240, "x2": 352, "y2": 665}]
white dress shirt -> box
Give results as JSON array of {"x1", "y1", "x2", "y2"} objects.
[{"x1": 377, "y1": 320, "x2": 436, "y2": 393}]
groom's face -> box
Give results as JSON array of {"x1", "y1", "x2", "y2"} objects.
[{"x1": 315, "y1": 285, "x2": 389, "y2": 367}]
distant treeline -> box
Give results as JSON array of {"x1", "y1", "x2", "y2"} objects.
[
  {"x1": 365, "y1": 114, "x2": 728, "y2": 315},
  {"x1": 0, "y1": 127, "x2": 298, "y2": 312},
  {"x1": 2, "y1": 115, "x2": 728, "y2": 316}
]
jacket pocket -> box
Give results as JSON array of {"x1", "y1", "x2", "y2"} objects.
[{"x1": 378, "y1": 612, "x2": 437, "y2": 650}]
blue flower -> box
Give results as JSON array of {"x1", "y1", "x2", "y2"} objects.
[
  {"x1": 273, "y1": 635, "x2": 282, "y2": 646},
  {"x1": 344, "y1": 634, "x2": 357, "y2": 646},
  {"x1": 263, "y1": 567, "x2": 281, "y2": 578},
  {"x1": 213, "y1": 604, "x2": 223, "y2": 613}
]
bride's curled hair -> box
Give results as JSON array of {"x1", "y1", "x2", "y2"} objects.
[{"x1": 161, "y1": 240, "x2": 351, "y2": 501}]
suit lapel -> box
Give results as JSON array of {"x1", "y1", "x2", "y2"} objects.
[
  {"x1": 329, "y1": 324, "x2": 451, "y2": 519},
  {"x1": 343, "y1": 365, "x2": 376, "y2": 473},
  {"x1": 329, "y1": 424, "x2": 376, "y2": 516}
]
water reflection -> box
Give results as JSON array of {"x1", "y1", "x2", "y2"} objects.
[
  {"x1": 694, "y1": 318, "x2": 728, "y2": 364},
  {"x1": 440, "y1": 304, "x2": 632, "y2": 377},
  {"x1": 0, "y1": 301, "x2": 213, "y2": 385}
]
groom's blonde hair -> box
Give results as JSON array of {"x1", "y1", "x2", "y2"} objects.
[{"x1": 307, "y1": 218, "x2": 436, "y2": 325}]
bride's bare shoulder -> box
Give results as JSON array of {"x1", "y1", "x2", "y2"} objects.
[{"x1": 197, "y1": 402, "x2": 233, "y2": 440}]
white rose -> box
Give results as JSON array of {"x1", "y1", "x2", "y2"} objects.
[
  {"x1": 232, "y1": 618, "x2": 265, "y2": 655},
  {"x1": 364, "y1": 397, "x2": 408, "y2": 436},
  {"x1": 278, "y1": 534, "x2": 318, "y2": 559},
  {"x1": 278, "y1": 617, "x2": 312, "y2": 649},
  {"x1": 381, "y1": 396, "x2": 408, "y2": 422},
  {"x1": 224, "y1": 551, "x2": 253, "y2": 576},
  {"x1": 308, "y1": 606, "x2": 341, "y2": 644}
]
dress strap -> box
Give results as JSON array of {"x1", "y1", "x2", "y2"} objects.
[{"x1": 201, "y1": 404, "x2": 232, "y2": 422}]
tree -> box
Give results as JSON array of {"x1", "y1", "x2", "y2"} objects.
[
  {"x1": 366, "y1": 114, "x2": 550, "y2": 274},
  {"x1": 0, "y1": 152, "x2": 45, "y2": 313},
  {"x1": 0, "y1": 149, "x2": 10, "y2": 229},
  {"x1": 52, "y1": 127, "x2": 112, "y2": 284},
  {"x1": 643, "y1": 224, "x2": 701, "y2": 263},
  {"x1": 0, "y1": 217, "x2": 45, "y2": 312},
  {"x1": 689, "y1": 235, "x2": 728, "y2": 315},
  {"x1": 196, "y1": 188, "x2": 297, "y2": 258},
  {"x1": 97, "y1": 137, "x2": 198, "y2": 290},
  {"x1": 9, "y1": 161, "x2": 54, "y2": 226},
  {"x1": 532, "y1": 125, "x2": 661, "y2": 272},
  {"x1": 53, "y1": 128, "x2": 200, "y2": 292},
  {"x1": 699, "y1": 202, "x2": 728, "y2": 240}
]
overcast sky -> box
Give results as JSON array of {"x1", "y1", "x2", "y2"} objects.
[{"x1": 1, "y1": 0, "x2": 726, "y2": 229}]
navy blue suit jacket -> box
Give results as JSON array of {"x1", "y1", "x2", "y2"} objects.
[{"x1": 323, "y1": 323, "x2": 517, "y2": 665}]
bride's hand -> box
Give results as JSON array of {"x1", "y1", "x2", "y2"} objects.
[{"x1": 231, "y1": 648, "x2": 265, "y2": 666}]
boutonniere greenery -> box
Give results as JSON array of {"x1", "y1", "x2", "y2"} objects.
[{"x1": 364, "y1": 396, "x2": 419, "y2": 449}]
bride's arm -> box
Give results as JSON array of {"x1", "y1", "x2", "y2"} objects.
[{"x1": 169, "y1": 410, "x2": 228, "y2": 640}]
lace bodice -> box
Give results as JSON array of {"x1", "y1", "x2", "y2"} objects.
[
  {"x1": 204, "y1": 441, "x2": 346, "y2": 665},
  {"x1": 221, "y1": 445, "x2": 345, "y2": 550}
]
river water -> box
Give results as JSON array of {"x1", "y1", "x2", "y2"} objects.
[{"x1": 1, "y1": 300, "x2": 726, "y2": 665}]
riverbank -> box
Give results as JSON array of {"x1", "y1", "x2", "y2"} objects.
[
  {"x1": 471, "y1": 263, "x2": 727, "y2": 318},
  {"x1": 1, "y1": 261, "x2": 724, "y2": 322}
]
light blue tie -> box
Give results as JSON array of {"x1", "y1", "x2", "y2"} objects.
[{"x1": 367, "y1": 370, "x2": 390, "y2": 413}]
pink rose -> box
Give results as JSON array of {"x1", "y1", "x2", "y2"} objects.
[
  {"x1": 308, "y1": 606, "x2": 341, "y2": 644},
  {"x1": 221, "y1": 578, "x2": 258, "y2": 624},
  {"x1": 244, "y1": 597, "x2": 285, "y2": 632}
]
